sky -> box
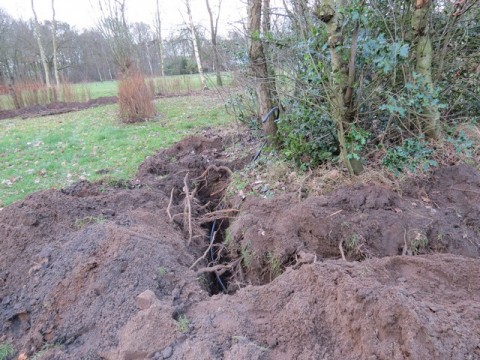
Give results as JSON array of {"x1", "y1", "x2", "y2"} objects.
[{"x1": 0, "y1": 0, "x2": 250, "y2": 35}]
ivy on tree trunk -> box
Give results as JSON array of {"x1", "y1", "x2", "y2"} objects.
[
  {"x1": 315, "y1": 0, "x2": 363, "y2": 175},
  {"x1": 411, "y1": 0, "x2": 440, "y2": 139},
  {"x1": 248, "y1": 0, "x2": 278, "y2": 145}
]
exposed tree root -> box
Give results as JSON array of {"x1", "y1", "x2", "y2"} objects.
[
  {"x1": 195, "y1": 165, "x2": 233, "y2": 181},
  {"x1": 197, "y1": 209, "x2": 240, "y2": 224},
  {"x1": 183, "y1": 173, "x2": 197, "y2": 245},
  {"x1": 339, "y1": 239, "x2": 347, "y2": 261},
  {"x1": 190, "y1": 230, "x2": 220, "y2": 270},
  {"x1": 167, "y1": 188, "x2": 174, "y2": 222},
  {"x1": 196, "y1": 258, "x2": 242, "y2": 277}
]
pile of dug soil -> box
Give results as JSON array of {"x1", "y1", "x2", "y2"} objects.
[
  {"x1": 227, "y1": 164, "x2": 480, "y2": 285},
  {"x1": 0, "y1": 97, "x2": 118, "y2": 120},
  {"x1": 1, "y1": 135, "x2": 480, "y2": 359}
]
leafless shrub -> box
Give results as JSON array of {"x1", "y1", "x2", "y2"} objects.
[{"x1": 118, "y1": 70, "x2": 155, "y2": 123}]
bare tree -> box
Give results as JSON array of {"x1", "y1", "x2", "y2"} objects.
[
  {"x1": 282, "y1": 0, "x2": 312, "y2": 40},
  {"x1": 31, "y1": 0, "x2": 51, "y2": 87},
  {"x1": 205, "y1": 0, "x2": 222, "y2": 86},
  {"x1": 155, "y1": 0, "x2": 165, "y2": 77},
  {"x1": 51, "y1": 0, "x2": 60, "y2": 86},
  {"x1": 185, "y1": 0, "x2": 207, "y2": 89},
  {"x1": 97, "y1": 0, "x2": 134, "y2": 74},
  {"x1": 247, "y1": 0, "x2": 277, "y2": 144}
]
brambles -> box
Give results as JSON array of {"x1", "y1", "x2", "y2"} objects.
[{"x1": 382, "y1": 136, "x2": 437, "y2": 174}]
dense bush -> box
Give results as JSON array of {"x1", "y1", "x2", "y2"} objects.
[
  {"x1": 268, "y1": 1, "x2": 479, "y2": 173},
  {"x1": 118, "y1": 71, "x2": 155, "y2": 123}
]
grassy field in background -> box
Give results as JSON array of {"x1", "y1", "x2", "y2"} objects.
[
  {"x1": 0, "y1": 73, "x2": 233, "y2": 110},
  {"x1": 81, "y1": 72, "x2": 232, "y2": 99},
  {"x1": 81, "y1": 80, "x2": 118, "y2": 98},
  {"x1": 0, "y1": 93, "x2": 233, "y2": 207}
]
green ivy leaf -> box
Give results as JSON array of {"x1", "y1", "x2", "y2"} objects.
[{"x1": 399, "y1": 44, "x2": 409, "y2": 58}]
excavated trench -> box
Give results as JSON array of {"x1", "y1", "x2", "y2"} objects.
[{"x1": 1, "y1": 134, "x2": 480, "y2": 359}]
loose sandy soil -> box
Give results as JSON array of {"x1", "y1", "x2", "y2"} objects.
[{"x1": 1, "y1": 134, "x2": 479, "y2": 359}]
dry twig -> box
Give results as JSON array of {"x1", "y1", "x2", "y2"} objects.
[
  {"x1": 339, "y1": 239, "x2": 347, "y2": 261},
  {"x1": 326, "y1": 209, "x2": 343, "y2": 218},
  {"x1": 167, "y1": 188, "x2": 174, "y2": 221},
  {"x1": 298, "y1": 169, "x2": 313, "y2": 200},
  {"x1": 190, "y1": 230, "x2": 218, "y2": 270},
  {"x1": 183, "y1": 173, "x2": 197, "y2": 245}
]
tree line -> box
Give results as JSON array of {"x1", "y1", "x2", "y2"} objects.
[{"x1": 0, "y1": 1, "x2": 242, "y2": 87}]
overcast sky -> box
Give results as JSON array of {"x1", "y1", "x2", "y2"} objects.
[{"x1": 0, "y1": 0, "x2": 250, "y2": 35}]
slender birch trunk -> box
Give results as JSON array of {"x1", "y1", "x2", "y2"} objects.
[
  {"x1": 206, "y1": 0, "x2": 222, "y2": 86},
  {"x1": 31, "y1": 0, "x2": 51, "y2": 88},
  {"x1": 185, "y1": 0, "x2": 207, "y2": 89},
  {"x1": 51, "y1": 0, "x2": 60, "y2": 87},
  {"x1": 155, "y1": 0, "x2": 165, "y2": 77}
]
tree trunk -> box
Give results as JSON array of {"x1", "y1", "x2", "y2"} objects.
[
  {"x1": 7, "y1": 76, "x2": 21, "y2": 109},
  {"x1": 262, "y1": 0, "x2": 280, "y2": 105},
  {"x1": 31, "y1": 0, "x2": 51, "y2": 88},
  {"x1": 155, "y1": 0, "x2": 165, "y2": 77},
  {"x1": 51, "y1": 0, "x2": 60, "y2": 87},
  {"x1": 206, "y1": 0, "x2": 223, "y2": 86},
  {"x1": 185, "y1": 0, "x2": 207, "y2": 89},
  {"x1": 248, "y1": 0, "x2": 278, "y2": 145},
  {"x1": 411, "y1": 0, "x2": 440, "y2": 139},
  {"x1": 145, "y1": 43, "x2": 154, "y2": 76},
  {"x1": 315, "y1": 0, "x2": 362, "y2": 175}
]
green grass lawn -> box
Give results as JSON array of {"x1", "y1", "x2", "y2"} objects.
[
  {"x1": 0, "y1": 94, "x2": 233, "y2": 207},
  {"x1": 80, "y1": 80, "x2": 118, "y2": 98}
]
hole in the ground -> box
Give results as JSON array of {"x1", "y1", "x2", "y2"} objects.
[{"x1": 202, "y1": 217, "x2": 232, "y2": 296}]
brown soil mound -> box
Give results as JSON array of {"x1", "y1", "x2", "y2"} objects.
[
  {"x1": 1, "y1": 136, "x2": 480, "y2": 359},
  {"x1": 227, "y1": 164, "x2": 480, "y2": 285},
  {"x1": 173, "y1": 254, "x2": 480, "y2": 360},
  {"x1": 0, "y1": 90, "x2": 217, "y2": 120},
  {"x1": 0, "y1": 97, "x2": 118, "y2": 120}
]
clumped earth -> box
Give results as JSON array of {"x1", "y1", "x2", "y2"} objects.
[
  {"x1": 1, "y1": 135, "x2": 480, "y2": 359},
  {"x1": 0, "y1": 90, "x2": 212, "y2": 120},
  {"x1": 0, "y1": 97, "x2": 118, "y2": 120}
]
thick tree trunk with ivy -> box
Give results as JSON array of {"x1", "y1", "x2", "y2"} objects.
[
  {"x1": 248, "y1": 0, "x2": 278, "y2": 145},
  {"x1": 411, "y1": 0, "x2": 440, "y2": 139},
  {"x1": 315, "y1": 0, "x2": 363, "y2": 175}
]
